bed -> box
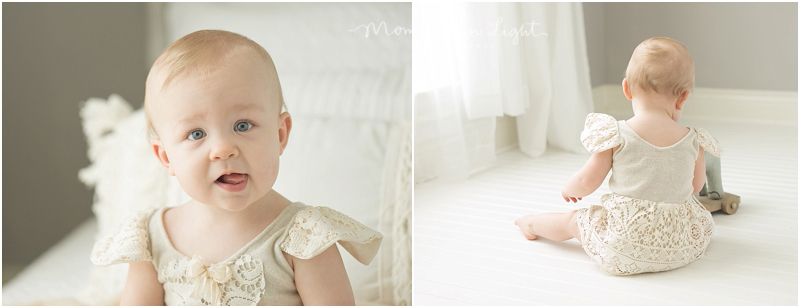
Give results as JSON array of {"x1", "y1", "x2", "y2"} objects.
[
  {"x1": 3, "y1": 3, "x2": 410, "y2": 305},
  {"x1": 413, "y1": 115, "x2": 797, "y2": 305}
]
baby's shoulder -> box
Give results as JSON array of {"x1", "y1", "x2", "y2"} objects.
[{"x1": 279, "y1": 203, "x2": 383, "y2": 265}]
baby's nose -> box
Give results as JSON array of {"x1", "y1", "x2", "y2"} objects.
[{"x1": 210, "y1": 139, "x2": 239, "y2": 160}]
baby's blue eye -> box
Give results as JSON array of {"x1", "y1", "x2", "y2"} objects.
[
  {"x1": 235, "y1": 121, "x2": 253, "y2": 132},
  {"x1": 188, "y1": 129, "x2": 205, "y2": 140}
]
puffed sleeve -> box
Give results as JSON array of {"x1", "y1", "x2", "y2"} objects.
[
  {"x1": 580, "y1": 113, "x2": 621, "y2": 153},
  {"x1": 279, "y1": 206, "x2": 383, "y2": 265},
  {"x1": 694, "y1": 128, "x2": 723, "y2": 157},
  {"x1": 90, "y1": 210, "x2": 154, "y2": 266}
]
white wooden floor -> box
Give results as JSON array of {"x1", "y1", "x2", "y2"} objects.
[{"x1": 413, "y1": 118, "x2": 798, "y2": 305}]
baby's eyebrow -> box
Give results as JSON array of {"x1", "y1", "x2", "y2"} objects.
[
  {"x1": 228, "y1": 103, "x2": 266, "y2": 113},
  {"x1": 175, "y1": 113, "x2": 207, "y2": 128},
  {"x1": 173, "y1": 103, "x2": 266, "y2": 128}
]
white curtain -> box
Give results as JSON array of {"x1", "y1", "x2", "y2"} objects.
[{"x1": 413, "y1": 2, "x2": 593, "y2": 184}]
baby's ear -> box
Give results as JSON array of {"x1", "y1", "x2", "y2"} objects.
[
  {"x1": 622, "y1": 78, "x2": 633, "y2": 100},
  {"x1": 151, "y1": 138, "x2": 175, "y2": 176},
  {"x1": 676, "y1": 90, "x2": 690, "y2": 110},
  {"x1": 278, "y1": 112, "x2": 292, "y2": 155}
]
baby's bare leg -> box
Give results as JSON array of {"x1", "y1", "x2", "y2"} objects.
[{"x1": 515, "y1": 210, "x2": 580, "y2": 242}]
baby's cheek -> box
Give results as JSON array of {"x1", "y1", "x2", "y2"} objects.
[
  {"x1": 175, "y1": 172, "x2": 204, "y2": 201},
  {"x1": 260, "y1": 157, "x2": 280, "y2": 187},
  {"x1": 171, "y1": 159, "x2": 207, "y2": 199},
  {"x1": 251, "y1": 141, "x2": 281, "y2": 187}
]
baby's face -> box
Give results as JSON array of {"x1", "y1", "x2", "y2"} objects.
[{"x1": 149, "y1": 51, "x2": 289, "y2": 211}]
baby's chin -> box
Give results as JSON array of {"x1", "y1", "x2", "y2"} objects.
[
  {"x1": 215, "y1": 201, "x2": 256, "y2": 213},
  {"x1": 208, "y1": 194, "x2": 268, "y2": 213},
  {"x1": 184, "y1": 187, "x2": 271, "y2": 213}
]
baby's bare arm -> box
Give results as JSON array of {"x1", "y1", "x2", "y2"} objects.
[
  {"x1": 562, "y1": 147, "x2": 614, "y2": 201},
  {"x1": 293, "y1": 244, "x2": 355, "y2": 305},
  {"x1": 120, "y1": 261, "x2": 165, "y2": 305},
  {"x1": 692, "y1": 146, "x2": 706, "y2": 195}
]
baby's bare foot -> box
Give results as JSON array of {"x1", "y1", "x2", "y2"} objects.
[{"x1": 515, "y1": 215, "x2": 539, "y2": 240}]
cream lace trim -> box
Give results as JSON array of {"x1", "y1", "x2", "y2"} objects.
[
  {"x1": 695, "y1": 128, "x2": 723, "y2": 157},
  {"x1": 580, "y1": 113, "x2": 620, "y2": 153},
  {"x1": 576, "y1": 194, "x2": 714, "y2": 275},
  {"x1": 90, "y1": 211, "x2": 153, "y2": 266},
  {"x1": 160, "y1": 254, "x2": 265, "y2": 305},
  {"x1": 280, "y1": 206, "x2": 383, "y2": 265}
]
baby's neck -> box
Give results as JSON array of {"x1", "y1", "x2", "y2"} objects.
[
  {"x1": 630, "y1": 95, "x2": 679, "y2": 122},
  {"x1": 187, "y1": 190, "x2": 291, "y2": 229}
]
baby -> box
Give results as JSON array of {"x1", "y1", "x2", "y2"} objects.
[
  {"x1": 516, "y1": 37, "x2": 721, "y2": 275},
  {"x1": 91, "y1": 30, "x2": 382, "y2": 305}
]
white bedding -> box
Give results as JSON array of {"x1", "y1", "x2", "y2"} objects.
[{"x1": 2, "y1": 218, "x2": 97, "y2": 305}]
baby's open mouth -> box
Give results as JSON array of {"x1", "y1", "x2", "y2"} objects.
[{"x1": 216, "y1": 173, "x2": 247, "y2": 185}]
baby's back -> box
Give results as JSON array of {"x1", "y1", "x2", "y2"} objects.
[{"x1": 610, "y1": 120, "x2": 699, "y2": 204}]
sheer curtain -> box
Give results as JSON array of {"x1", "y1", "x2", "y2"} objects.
[{"x1": 414, "y1": 2, "x2": 593, "y2": 184}]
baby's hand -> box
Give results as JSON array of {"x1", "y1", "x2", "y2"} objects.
[{"x1": 561, "y1": 191, "x2": 582, "y2": 203}]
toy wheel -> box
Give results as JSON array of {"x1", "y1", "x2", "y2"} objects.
[{"x1": 722, "y1": 200, "x2": 738, "y2": 214}]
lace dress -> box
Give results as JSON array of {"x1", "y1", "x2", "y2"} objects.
[
  {"x1": 90, "y1": 202, "x2": 382, "y2": 305},
  {"x1": 576, "y1": 113, "x2": 721, "y2": 275}
]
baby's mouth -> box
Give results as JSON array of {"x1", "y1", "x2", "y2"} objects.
[{"x1": 216, "y1": 173, "x2": 247, "y2": 185}]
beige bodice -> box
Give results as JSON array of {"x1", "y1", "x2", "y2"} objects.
[
  {"x1": 90, "y1": 202, "x2": 382, "y2": 305},
  {"x1": 580, "y1": 113, "x2": 722, "y2": 204}
]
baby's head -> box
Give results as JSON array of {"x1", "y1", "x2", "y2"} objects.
[
  {"x1": 145, "y1": 30, "x2": 291, "y2": 211},
  {"x1": 145, "y1": 29, "x2": 287, "y2": 139},
  {"x1": 624, "y1": 37, "x2": 695, "y2": 102}
]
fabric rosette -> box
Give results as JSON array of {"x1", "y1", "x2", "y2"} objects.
[{"x1": 186, "y1": 256, "x2": 233, "y2": 305}]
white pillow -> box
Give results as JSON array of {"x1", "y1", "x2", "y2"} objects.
[
  {"x1": 78, "y1": 95, "x2": 176, "y2": 239},
  {"x1": 159, "y1": 3, "x2": 411, "y2": 72}
]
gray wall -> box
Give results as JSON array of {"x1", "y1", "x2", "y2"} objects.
[
  {"x1": 3, "y1": 3, "x2": 148, "y2": 266},
  {"x1": 583, "y1": 2, "x2": 607, "y2": 89},
  {"x1": 584, "y1": 2, "x2": 798, "y2": 91}
]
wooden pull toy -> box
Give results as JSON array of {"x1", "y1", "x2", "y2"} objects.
[{"x1": 696, "y1": 152, "x2": 740, "y2": 214}]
